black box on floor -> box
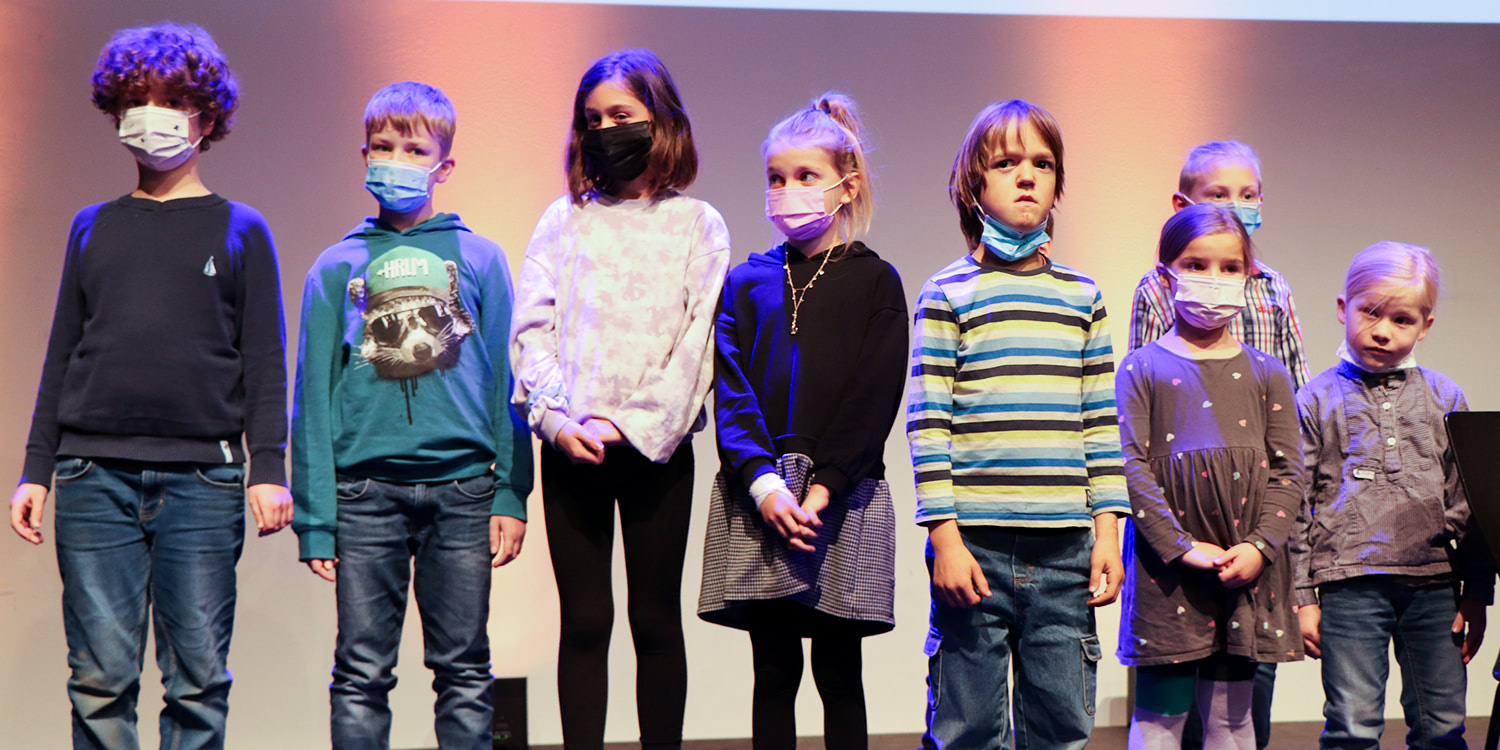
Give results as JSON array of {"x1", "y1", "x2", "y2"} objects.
[{"x1": 493, "y1": 677, "x2": 527, "y2": 750}]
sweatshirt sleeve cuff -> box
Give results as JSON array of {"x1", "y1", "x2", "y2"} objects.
[
  {"x1": 537, "y1": 409, "x2": 569, "y2": 447},
  {"x1": 490, "y1": 485, "x2": 528, "y2": 521},
  {"x1": 248, "y1": 450, "x2": 287, "y2": 487},
  {"x1": 739, "y1": 458, "x2": 775, "y2": 489},
  {"x1": 298, "y1": 528, "x2": 336, "y2": 562},
  {"x1": 1294, "y1": 588, "x2": 1319, "y2": 608},
  {"x1": 20, "y1": 454, "x2": 56, "y2": 489},
  {"x1": 1088, "y1": 487, "x2": 1130, "y2": 516},
  {"x1": 811, "y1": 466, "x2": 851, "y2": 497}
]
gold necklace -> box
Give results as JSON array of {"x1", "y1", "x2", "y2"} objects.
[{"x1": 784, "y1": 247, "x2": 833, "y2": 335}]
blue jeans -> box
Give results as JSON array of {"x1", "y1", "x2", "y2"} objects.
[
  {"x1": 922, "y1": 527, "x2": 1102, "y2": 750},
  {"x1": 1318, "y1": 577, "x2": 1468, "y2": 750},
  {"x1": 330, "y1": 474, "x2": 495, "y2": 750},
  {"x1": 53, "y1": 457, "x2": 246, "y2": 750}
]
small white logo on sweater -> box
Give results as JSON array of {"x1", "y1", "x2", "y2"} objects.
[{"x1": 203, "y1": 256, "x2": 217, "y2": 276}]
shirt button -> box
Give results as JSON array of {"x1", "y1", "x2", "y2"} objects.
[
  {"x1": 1386, "y1": 437, "x2": 1396, "y2": 446},
  {"x1": 1382, "y1": 402, "x2": 1391, "y2": 410}
]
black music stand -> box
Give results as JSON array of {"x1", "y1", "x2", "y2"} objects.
[{"x1": 1444, "y1": 411, "x2": 1500, "y2": 750}]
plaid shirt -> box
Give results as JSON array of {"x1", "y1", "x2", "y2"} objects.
[{"x1": 1128, "y1": 261, "x2": 1309, "y2": 390}]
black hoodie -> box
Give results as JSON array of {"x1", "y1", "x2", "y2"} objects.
[{"x1": 714, "y1": 242, "x2": 908, "y2": 495}]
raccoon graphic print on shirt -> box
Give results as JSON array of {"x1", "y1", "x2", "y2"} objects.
[{"x1": 347, "y1": 245, "x2": 475, "y2": 381}]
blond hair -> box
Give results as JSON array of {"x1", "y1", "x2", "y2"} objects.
[
  {"x1": 364, "y1": 82, "x2": 457, "y2": 157},
  {"x1": 762, "y1": 91, "x2": 873, "y2": 254},
  {"x1": 1344, "y1": 242, "x2": 1441, "y2": 315},
  {"x1": 1179, "y1": 140, "x2": 1261, "y2": 195}
]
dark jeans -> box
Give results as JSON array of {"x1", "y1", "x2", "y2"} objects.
[
  {"x1": 330, "y1": 474, "x2": 496, "y2": 750},
  {"x1": 53, "y1": 457, "x2": 246, "y2": 750},
  {"x1": 542, "y1": 442, "x2": 695, "y2": 749}
]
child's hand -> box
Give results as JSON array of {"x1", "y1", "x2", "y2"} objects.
[
  {"x1": 1181, "y1": 542, "x2": 1227, "y2": 570},
  {"x1": 1213, "y1": 542, "x2": 1266, "y2": 588},
  {"x1": 556, "y1": 421, "x2": 605, "y2": 465},
  {"x1": 1088, "y1": 514, "x2": 1124, "y2": 606},
  {"x1": 247, "y1": 483, "x2": 293, "y2": 536},
  {"x1": 1453, "y1": 598, "x2": 1488, "y2": 663},
  {"x1": 801, "y1": 484, "x2": 831, "y2": 530},
  {"x1": 929, "y1": 521, "x2": 991, "y2": 608},
  {"x1": 1298, "y1": 603, "x2": 1322, "y2": 658},
  {"x1": 491, "y1": 516, "x2": 526, "y2": 567},
  {"x1": 760, "y1": 488, "x2": 816, "y2": 553},
  {"x1": 582, "y1": 418, "x2": 626, "y2": 447},
  {"x1": 9, "y1": 483, "x2": 48, "y2": 545},
  {"x1": 306, "y1": 559, "x2": 338, "y2": 582}
]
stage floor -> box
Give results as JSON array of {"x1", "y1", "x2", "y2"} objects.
[{"x1": 533, "y1": 718, "x2": 1494, "y2": 749}]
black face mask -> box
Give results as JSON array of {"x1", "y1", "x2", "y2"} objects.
[{"x1": 581, "y1": 121, "x2": 653, "y2": 184}]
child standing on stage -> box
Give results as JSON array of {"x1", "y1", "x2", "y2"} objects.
[
  {"x1": 510, "y1": 49, "x2": 730, "y2": 749},
  {"x1": 291, "y1": 82, "x2": 533, "y2": 750},
  {"x1": 908, "y1": 99, "x2": 1129, "y2": 750},
  {"x1": 1292, "y1": 242, "x2": 1491, "y2": 750},
  {"x1": 1115, "y1": 204, "x2": 1304, "y2": 750},
  {"x1": 1127, "y1": 140, "x2": 1307, "y2": 750},
  {"x1": 699, "y1": 92, "x2": 907, "y2": 750},
  {"x1": 1130, "y1": 141, "x2": 1309, "y2": 391},
  {"x1": 8, "y1": 23, "x2": 291, "y2": 749}
]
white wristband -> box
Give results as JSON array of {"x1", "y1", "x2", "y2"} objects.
[{"x1": 749, "y1": 472, "x2": 789, "y2": 510}]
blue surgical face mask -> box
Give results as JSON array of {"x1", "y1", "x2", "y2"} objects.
[
  {"x1": 1176, "y1": 193, "x2": 1263, "y2": 236},
  {"x1": 976, "y1": 206, "x2": 1049, "y2": 263},
  {"x1": 1228, "y1": 201, "x2": 1262, "y2": 236},
  {"x1": 365, "y1": 159, "x2": 441, "y2": 214}
]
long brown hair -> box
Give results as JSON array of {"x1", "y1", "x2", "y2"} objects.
[{"x1": 566, "y1": 49, "x2": 697, "y2": 203}]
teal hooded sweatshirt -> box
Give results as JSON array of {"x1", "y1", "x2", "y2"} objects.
[{"x1": 291, "y1": 213, "x2": 532, "y2": 560}]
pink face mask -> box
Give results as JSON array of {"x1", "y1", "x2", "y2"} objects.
[{"x1": 765, "y1": 174, "x2": 849, "y2": 241}]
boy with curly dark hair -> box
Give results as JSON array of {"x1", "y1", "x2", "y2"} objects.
[{"x1": 8, "y1": 22, "x2": 289, "y2": 750}]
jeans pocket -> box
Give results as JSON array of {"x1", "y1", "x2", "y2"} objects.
[
  {"x1": 53, "y1": 457, "x2": 94, "y2": 484},
  {"x1": 926, "y1": 644, "x2": 944, "y2": 713},
  {"x1": 335, "y1": 477, "x2": 372, "y2": 501},
  {"x1": 452, "y1": 474, "x2": 495, "y2": 500},
  {"x1": 1080, "y1": 634, "x2": 1102, "y2": 716},
  {"x1": 194, "y1": 464, "x2": 245, "y2": 490}
]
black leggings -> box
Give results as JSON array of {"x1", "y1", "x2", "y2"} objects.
[
  {"x1": 748, "y1": 602, "x2": 868, "y2": 750},
  {"x1": 542, "y1": 442, "x2": 695, "y2": 750}
]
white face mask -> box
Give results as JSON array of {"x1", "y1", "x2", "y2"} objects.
[
  {"x1": 118, "y1": 105, "x2": 203, "y2": 171},
  {"x1": 1167, "y1": 268, "x2": 1246, "y2": 330}
]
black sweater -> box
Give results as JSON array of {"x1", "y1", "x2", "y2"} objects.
[
  {"x1": 714, "y1": 242, "x2": 908, "y2": 495},
  {"x1": 21, "y1": 195, "x2": 288, "y2": 487}
]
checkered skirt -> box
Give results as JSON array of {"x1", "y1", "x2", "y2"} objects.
[{"x1": 697, "y1": 453, "x2": 895, "y2": 635}]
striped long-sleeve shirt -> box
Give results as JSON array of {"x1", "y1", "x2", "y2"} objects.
[
  {"x1": 907, "y1": 254, "x2": 1129, "y2": 527},
  {"x1": 1128, "y1": 261, "x2": 1309, "y2": 390}
]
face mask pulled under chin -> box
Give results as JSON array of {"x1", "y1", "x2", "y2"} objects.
[
  {"x1": 976, "y1": 206, "x2": 1049, "y2": 263},
  {"x1": 1167, "y1": 268, "x2": 1247, "y2": 330},
  {"x1": 118, "y1": 105, "x2": 204, "y2": 172}
]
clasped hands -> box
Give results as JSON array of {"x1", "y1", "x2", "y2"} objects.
[
  {"x1": 760, "y1": 484, "x2": 831, "y2": 553},
  {"x1": 1181, "y1": 541, "x2": 1265, "y2": 587}
]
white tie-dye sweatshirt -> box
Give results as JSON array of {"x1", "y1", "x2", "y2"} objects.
[{"x1": 510, "y1": 192, "x2": 731, "y2": 463}]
